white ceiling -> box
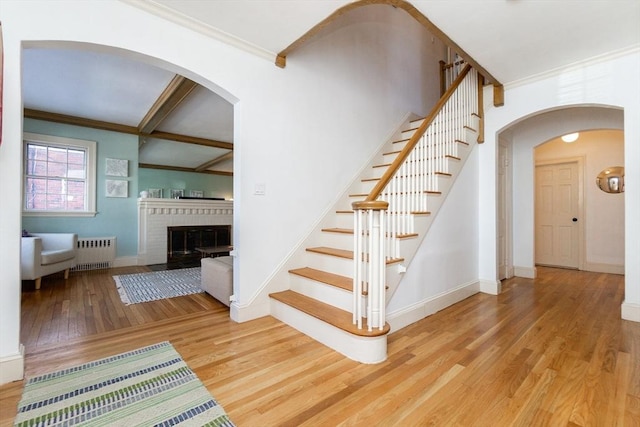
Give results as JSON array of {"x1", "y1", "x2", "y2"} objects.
[
  {"x1": 146, "y1": 0, "x2": 640, "y2": 84},
  {"x1": 22, "y1": 1, "x2": 640, "y2": 174}
]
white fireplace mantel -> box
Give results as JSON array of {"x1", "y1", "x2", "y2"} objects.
[{"x1": 138, "y1": 198, "x2": 233, "y2": 265}]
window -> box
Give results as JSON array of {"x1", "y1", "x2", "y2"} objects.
[{"x1": 23, "y1": 133, "x2": 97, "y2": 217}]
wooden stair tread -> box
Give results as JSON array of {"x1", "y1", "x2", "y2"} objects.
[
  {"x1": 321, "y1": 228, "x2": 418, "y2": 239},
  {"x1": 306, "y1": 246, "x2": 404, "y2": 264},
  {"x1": 270, "y1": 290, "x2": 390, "y2": 337},
  {"x1": 307, "y1": 246, "x2": 353, "y2": 259},
  {"x1": 322, "y1": 227, "x2": 353, "y2": 234},
  {"x1": 289, "y1": 267, "x2": 352, "y2": 291}
]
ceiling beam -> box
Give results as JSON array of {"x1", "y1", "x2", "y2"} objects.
[
  {"x1": 137, "y1": 75, "x2": 198, "y2": 134},
  {"x1": 24, "y1": 108, "x2": 139, "y2": 134},
  {"x1": 24, "y1": 108, "x2": 233, "y2": 149},
  {"x1": 275, "y1": 0, "x2": 502, "y2": 87},
  {"x1": 141, "y1": 131, "x2": 233, "y2": 150},
  {"x1": 195, "y1": 151, "x2": 234, "y2": 172},
  {"x1": 139, "y1": 163, "x2": 233, "y2": 176}
]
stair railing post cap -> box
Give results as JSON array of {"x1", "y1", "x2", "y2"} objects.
[{"x1": 352, "y1": 200, "x2": 389, "y2": 211}]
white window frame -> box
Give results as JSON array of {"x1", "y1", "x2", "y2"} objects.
[{"x1": 23, "y1": 132, "x2": 97, "y2": 217}]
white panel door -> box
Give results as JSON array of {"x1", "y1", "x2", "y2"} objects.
[{"x1": 535, "y1": 162, "x2": 579, "y2": 268}]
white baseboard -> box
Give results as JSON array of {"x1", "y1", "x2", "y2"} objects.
[
  {"x1": 621, "y1": 300, "x2": 640, "y2": 323},
  {"x1": 387, "y1": 280, "x2": 480, "y2": 333},
  {"x1": 113, "y1": 256, "x2": 138, "y2": 268},
  {"x1": 0, "y1": 344, "x2": 24, "y2": 386},
  {"x1": 513, "y1": 266, "x2": 537, "y2": 279},
  {"x1": 230, "y1": 300, "x2": 270, "y2": 323},
  {"x1": 583, "y1": 262, "x2": 625, "y2": 275},
  {"x1": 479, "y1": 279, "x2": 502, "y2": 295}
]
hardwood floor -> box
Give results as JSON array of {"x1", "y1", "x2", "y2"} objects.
[{"x1": 1, "y1": 266, "x2": 638, "y2": 426}]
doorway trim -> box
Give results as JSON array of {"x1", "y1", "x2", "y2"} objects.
[{"x1": 534, "y1": 156, "x2": 585, "y2": 272}]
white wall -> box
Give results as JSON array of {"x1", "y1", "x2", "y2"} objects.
[
  {"x1": 535, "y1": 130, "x2": 624, "y2": 271},
  {"x1": 481, "y1": 50, "x2": 640, "y2": 322},
  {"x1": 0, "y1": 1, "x2": 446, "y2": 382},
  {"x1": 387, "y1": 144, "x2": 480, "y2": 312}
]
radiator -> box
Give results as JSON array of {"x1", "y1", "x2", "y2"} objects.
[{"x1": 72, "y1": 237, "x2": 117, "y2": 271}]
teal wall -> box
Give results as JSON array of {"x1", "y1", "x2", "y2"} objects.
[
  {"x1": 138, "y1": 168, "x2": 232, "y2": 200},
  {"x1": 22, "y1": 119, "x2": 234, "y2": 259},
  {"x1": 22, "y1": 119, "x2": 139, "y2": 258}
]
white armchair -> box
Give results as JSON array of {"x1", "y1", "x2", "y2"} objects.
[{"x1": 21, "y1": 233, "x2": 78, "y2": 290}]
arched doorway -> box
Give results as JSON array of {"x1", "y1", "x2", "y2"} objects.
[{"x1": 497, "y1": 105, "x2": 624, "y2": 279}]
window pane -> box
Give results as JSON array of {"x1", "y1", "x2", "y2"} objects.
[
  {"x1": 25, "y1": 178, "x2": 47, "y2": 210},
  {"x1": 26, "y1": 159, "x2": 47, "y2": 176},
  {"x1": 68, "y1": 149, "x2": 85, "y2": 165},
  {"x1": 68, "y1": 162, "x2": 85, "y2": 179},
  {"x1": 67, "y1": 181, "x2": 86, "y2": 210},
  {"x1": 24, "y1": 135, "x2": 94, "y2": 214},
  {"x1": 47, "y1": 161, "x2": 68, "y2": 178},
  {"x1": 27, "y1": 144, "x2": 47, "y2": 161},
  {"x1": 47, "y1": 146, "x2": 67, "y2": 163},
  {"x1": 46, "y1": 193, "x2": 65, "y2": 210}
]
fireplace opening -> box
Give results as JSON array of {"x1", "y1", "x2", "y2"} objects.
[{"x1": 167, "y1": 225, "x2": 231, "y2": 267}]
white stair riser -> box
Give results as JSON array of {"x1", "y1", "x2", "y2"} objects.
[
  {"x1": 305, "y1": 252, "x2": 354, "y2": 277},
  {"x1": 356, "y1": 180, "x2": 378, "y2": 195},
  {"x1": 320, "y1": 231, "x2": 353, "y2": 249},
  {"x1": 382, "y1": 151, "x2": 399, "y2": 163},
  {"x1": 290, "y1": 275, "x2": 353, "y2": 312},
  {"x1": 334, "y1": 212, "x2": 355, "y2": 229},
  {"x1": 270, "y1": 299, "x2": 387, "y2": 364}
]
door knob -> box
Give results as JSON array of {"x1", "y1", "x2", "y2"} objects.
[{"x1": 572, "y1": 218, "x2": 578, "y2": 222}]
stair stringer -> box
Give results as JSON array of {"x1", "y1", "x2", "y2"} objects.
[{"x1": 382, "y1": 122, "x2": 480, "y2": 303}]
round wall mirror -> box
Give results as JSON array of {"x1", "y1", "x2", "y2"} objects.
[{"x1": 596, "y1": 166, "x2": 624, "y2": 193}]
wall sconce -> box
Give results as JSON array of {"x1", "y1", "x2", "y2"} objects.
[
  {"x1": 561, "y1": 133, "x2": 579, "y2": 143},
  {"x1": 596, "y1": 166, "x2": 624, "y2": 193}
]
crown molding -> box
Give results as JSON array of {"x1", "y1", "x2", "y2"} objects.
[
  {"x1": 118, "y1": 0, "x2": 276, "y2": 63},
  {"x1": 505, "y1": 45, "x2": 640, "y2": 91}
]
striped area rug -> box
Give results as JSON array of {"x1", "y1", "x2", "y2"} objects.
[
  {"x1": 113, "y1": 267, "x2": 203, "y2": 305},
  {"x1": 14, "y1": 341, "x2": 234, "y2": 427}
]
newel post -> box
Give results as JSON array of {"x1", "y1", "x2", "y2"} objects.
[{"x1": 352, "y1": 200, "x2": 388, "y2": 331}]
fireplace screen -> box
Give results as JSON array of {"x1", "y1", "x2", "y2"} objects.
[{"x1": 167, "y1": 225, "x2": 231, "y2": 265}]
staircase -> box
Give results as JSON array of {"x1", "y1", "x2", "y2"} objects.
[{"x1": 270, "y1": 65, "x2": 481, "y2": 363}]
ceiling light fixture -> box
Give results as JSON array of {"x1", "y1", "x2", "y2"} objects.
[{"x1": 561, "y1": 132, "x2": 579, "y2": 143}]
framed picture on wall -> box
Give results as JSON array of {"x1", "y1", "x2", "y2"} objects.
[
  {"x1": 148, "y1": 188, "x2": 162, "y2": 198},
  {"x1": 106, "y1": 179, "x2": 128, "y2": 198},
  {"x1": 170, "y1": 189, "x2": 184, "y2": 199},
  {"x1": 189, "y1": 190, "x2": 204, "y2": 198},
  {"x1": 105, "y1": 158, "x2": 128, "y2": 177}
]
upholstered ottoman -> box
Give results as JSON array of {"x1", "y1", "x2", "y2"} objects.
[{"x1": 201, "y1": 256, "x2": 233, "y2": 306}]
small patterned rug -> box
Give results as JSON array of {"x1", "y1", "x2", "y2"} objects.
[
  {"x1": 14, "y1": 341, "x2": 234, "y2": 427},
  {"x1": 113, "y1": 267, "x2": 203, "y2": 305}
]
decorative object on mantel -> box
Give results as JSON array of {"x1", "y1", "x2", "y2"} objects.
[
  {"x1": 190, "y1": 190, "x2": 204, "y2": 198},
  {"x1": 113, "y1": 267, "x2": 202, "y2": 305},
  {"x1": 105, "y1": 179, "x2": 128, "y2": 198},
  {"x1": 139, "y1": 190, "x2": 149, "y2": 198},
  {"x1": 148, "y1": 188, "x2": 162, "y2": 198},
  {"x1": 105, "y1": 158, "x2": 128, "y2": 177},
  {"x1": 170, "y1": 189, "x2": 184, "y2": 199},
  {"x1": 13, "y1": 341, "x2": 235, "y2": 426}
]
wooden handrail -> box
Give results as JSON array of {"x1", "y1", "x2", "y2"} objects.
[{"x1": 364, "y1": 64, "x2": 472, "y2": 203}]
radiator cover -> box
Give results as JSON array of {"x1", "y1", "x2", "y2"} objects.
[{"x1": 72, "y1": 237, "x2": 116, "y2": 271}]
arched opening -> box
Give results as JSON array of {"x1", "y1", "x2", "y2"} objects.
[
  {"x1": 19, "y1": 41, "x2": 239, "y2": 347},
  {"x1": 497, "y1": 105, "x2": 624, "y2": 279}
]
